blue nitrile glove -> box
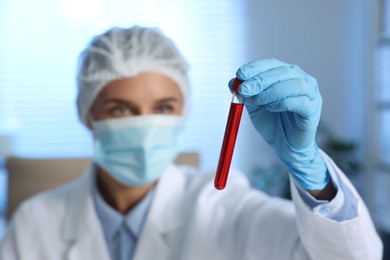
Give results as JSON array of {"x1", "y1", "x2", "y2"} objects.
[{"x1": 230, "y1": 58, "x2": 329, "y2": 190}]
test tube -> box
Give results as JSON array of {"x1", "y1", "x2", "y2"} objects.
[{"x1": 214, "y1": 78, "x2": 244, "y2": 190}]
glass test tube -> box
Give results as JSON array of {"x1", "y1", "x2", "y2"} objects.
[{"x1": 214, "y1": 78, "x2": 244, "y2": 190}]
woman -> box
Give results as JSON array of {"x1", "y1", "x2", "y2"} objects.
[{"x1": 0, "y1": 26, "x2": 382, "y2": 260}]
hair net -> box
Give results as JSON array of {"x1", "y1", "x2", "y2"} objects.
[{"x1": 76, "y1": 26, "x2": 190, "y2": 126}]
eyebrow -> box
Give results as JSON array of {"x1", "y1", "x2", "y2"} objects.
[
  {"x1": 154, "y1": 97, "x2": 182, "y2": 104},
  {"x1": 101, "y1": 99, "x2": 134, "y2": 106},
  {"x1": 102, "y1": 97, "x2": 181, "y2": 105}
]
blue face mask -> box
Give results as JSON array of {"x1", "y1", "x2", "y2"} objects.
[{"x1": 92, "y1": 115, "x2": 184, "y2": 186}]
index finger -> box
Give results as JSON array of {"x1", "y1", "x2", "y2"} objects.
[{"x1": 236, "y1": 58, "x2": 290, "y2": 80}]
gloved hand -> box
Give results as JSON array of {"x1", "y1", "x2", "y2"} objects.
[{"x1": 230, "y1": 58, "x2": 329, "y2": 190}]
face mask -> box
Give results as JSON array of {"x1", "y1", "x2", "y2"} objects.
[{"x1": 92, "y1": 115, "x2": 184, "y2": 186}]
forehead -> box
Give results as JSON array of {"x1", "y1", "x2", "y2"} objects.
[{"x1": 96, "y1": 72, "x2": 183, "y2": 101}]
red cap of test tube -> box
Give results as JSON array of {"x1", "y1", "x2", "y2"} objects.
[{"x1": 232, "y1": 78, "x2": 243, "y2": 93}]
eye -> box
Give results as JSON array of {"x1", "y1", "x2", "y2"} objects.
[
  {"x1": 155, "y1": 105, "x2": 173, "y2": 114},
  {"x1": 111, "y1": 105, "x2": 131, "y2": 117}
]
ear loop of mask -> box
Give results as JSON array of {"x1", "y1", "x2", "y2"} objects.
[{"x1": 87, "y1": 114, "x2": 96, "y2": 132}]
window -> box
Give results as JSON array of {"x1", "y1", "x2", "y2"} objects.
[
  {"x1": 373, "y1": 0, "x2": 390, "y2": 232},
  {"x1": 0, "y1": 0, "x2": 245, "y2": 172}
]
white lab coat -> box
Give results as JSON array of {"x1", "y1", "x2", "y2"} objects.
[{"x1": 0, "y1": 152, "x2": 383, "y2": 260}]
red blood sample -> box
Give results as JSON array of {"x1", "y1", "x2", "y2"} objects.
[{"x1": 214, "y1": 78, "x2": 244, "y2": 190}]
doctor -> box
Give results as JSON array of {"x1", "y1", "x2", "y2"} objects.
[{"x1": 0, "y1": 26, "x2": 383, "y2": 260}]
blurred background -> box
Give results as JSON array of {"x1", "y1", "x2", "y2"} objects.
[{"x1": 0, "y1": 0, "x2": 389, "y2": 255}]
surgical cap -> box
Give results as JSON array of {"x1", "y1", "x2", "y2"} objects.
[{"x1": 76, "y1": 26, "x2": 190, "y2": 126}]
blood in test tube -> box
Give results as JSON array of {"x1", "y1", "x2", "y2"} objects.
[{"x1": 214, "y1": 78, "x2": 244, "y2": 190}]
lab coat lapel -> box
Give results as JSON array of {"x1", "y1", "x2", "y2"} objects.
[
  {"x1": 65, "y1": 235, "x2": 109, "y2": 260},
  {"x1": 133, "y1": 164, "x2": 187, "y2": 260},
  {"x1": 62, "y1": 164, "x2": 111, "y2": 260}
]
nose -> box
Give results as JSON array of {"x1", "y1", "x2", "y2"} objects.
[{"x1": 135, "y1": 106, "x2": 155, "y2": 116}]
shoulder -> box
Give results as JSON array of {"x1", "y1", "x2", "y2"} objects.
[
  {"x1": 9, "y1": 173, "x2": 88, "y2": 227},
  {"x1": 1, "y1": 174, "x2": 92, "y2": 259}
]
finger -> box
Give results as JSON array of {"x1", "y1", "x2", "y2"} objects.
[
  {"x1": 265, "y1": 95, "x2": 322, "y2": 119},
  {"x1": 238, "y1": 65, "x2": 308, "y2": 96},
  {"x1": 245, "y1": 105, "x2": 277, "y2": 143},
  {"x1": 291, "y1": 65, "x2": 319, "y2": 93},
  {"x1": 250, "y1": 79, "x2": 317, "y2": 105},
  {"x1": 236, "y1": 58, "x2": 290, "y2": 80}
]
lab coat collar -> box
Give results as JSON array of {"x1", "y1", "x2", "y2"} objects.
[
  {"x1": 62, "y1": 163, "x2": 111, "y2": 260},
  {"x1": 148, "y1": 164, "x2": 186, "y2": 231},
  {"x1": 61, "y1": 163, "x2": 188, "y2": 260},
  {"x1": 62, "y1": 163, "x2": 96, "y2": 241},
  {"x1": 132, "y1": 164, "x2": 187, "y2": 260}
]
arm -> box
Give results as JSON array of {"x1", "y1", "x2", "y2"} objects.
[
  {"x1": 307, "y1": 178, "x2": 336, "y2": 200},
  {"x1": 289, "y1": 151, "x2": 383, "y2": 259},
  {"x1": 231, "y1": 58, "x2": 382, "y2": 259},
  {"x1": 0, "y1": 225, "x2": 18, "y2": 260},
  {"x1": 308, "y1": 181, "x2": 337, "y2": 201},
  {"x1": 0, "y1": 204, "x2": 26, "y2": 260}
]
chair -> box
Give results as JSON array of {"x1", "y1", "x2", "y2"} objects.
[{"x1": 5, "y1": 152, "x2": 199, "y2": 220}]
